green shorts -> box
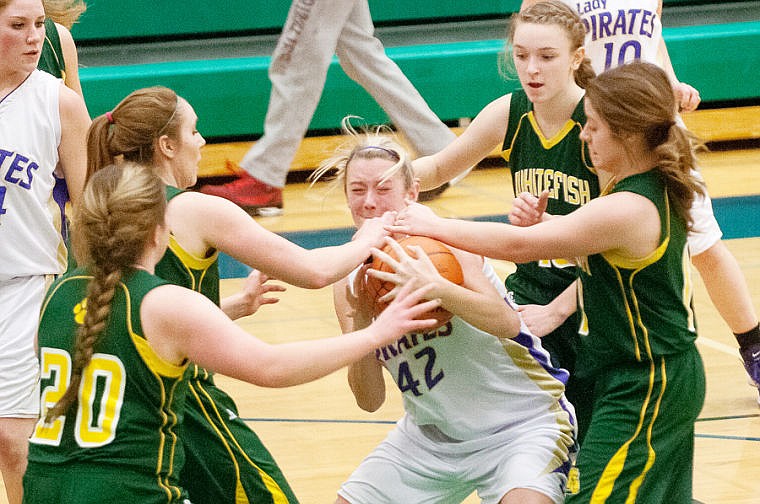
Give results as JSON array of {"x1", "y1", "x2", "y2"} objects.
[
  {"x1": 180, "y1": 376, "x2": 299, "y2": 504},
  {"x1": 23, "y1": 462, "x2": 190, "y2": 503},
  {"x1": 566, "y1": 346, "x2": 705, "y2": 503}
]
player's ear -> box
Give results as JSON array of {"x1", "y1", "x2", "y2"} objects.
[
  {"x1": 572, "y1": 46, "x2": 586, "y2": 70},
  {"x1": 156, "y1": 134, "x2": 176, "y2": 160},
  {"x1": 409, "y1": 178, "x2": 421, "y2": 202}
]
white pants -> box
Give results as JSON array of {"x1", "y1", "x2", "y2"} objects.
[
  {"x1": 241, "y1": 0, "x2": 456, "y2": 187},
  {"x1": 0, "y1": 275, "x2": 46, "y2": 417},
  {"x1": 338, "y1": 414, "x2": 569, "y2": 504}
]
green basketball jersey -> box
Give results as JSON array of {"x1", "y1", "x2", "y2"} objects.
[
  {"x1": 501, "y1": 90, "x2": 599, "y2": 305},
  {"x1": 155, "y1": 186, "x2": 220, "y2": 306},
  {"x1": 28, "y1": 268, "x2": 189, "y2": 503},
  {"x1": 576, "y1": 171, "x2": 697, "y2": 378}
]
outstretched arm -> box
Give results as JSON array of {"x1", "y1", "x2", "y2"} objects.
[
  {"x1": 412, "y1": 95, "x2": 510, "y2": 190},
  {"x1": 143, "y1": 282, "x2": 440, "y2": 389},
  {"x1": 389, "y1": 192, "x2": 662, "y2": 265},
  {"x1": 171, "y1": 191, "x2": 392, "y2": 289}
]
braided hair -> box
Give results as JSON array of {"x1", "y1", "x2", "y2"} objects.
[{"x1": 46, "y1": 163, "x2": 166, "y2": 421}]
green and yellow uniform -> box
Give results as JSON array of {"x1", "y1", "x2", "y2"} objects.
[
  {"x1": 567, "y1": 171, "x2": 705, "y2": 503},
  {"x1": 501, "y1": 89, "x2": 599, "y2": 439},
  {"x1": 24, "y1": 268, "x2": 189, "y2": 503},
  {"x1": 154, "y1": 186, "x2": 298, "y2": 504}
]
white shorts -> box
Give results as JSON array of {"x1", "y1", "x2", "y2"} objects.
[
  {"x1": 338, "y1": 414, "x2": 569, "y2": 504},
  {"x1": 687, "y1": 170, "x2": 723, "y2": 256},
  {"x1": 0, "y1": 275, "x2": 47, "y2": 417}
]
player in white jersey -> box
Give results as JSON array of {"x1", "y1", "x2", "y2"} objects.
[
  {"x1": 310, "y1": 121, "x2": 575, "y2": 504},
  {"x1": 519, "y1": 0, "x2": 760, "y2": 402},
  {"x1": 0, "y1": 0, "x2": 89, "y2": 502}
]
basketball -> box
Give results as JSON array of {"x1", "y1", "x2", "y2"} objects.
[{"x1": 366, "y1": 236, "x2": 464, "y2": 327}]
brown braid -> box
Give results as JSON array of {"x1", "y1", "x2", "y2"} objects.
[{"x1": 46, "y1": 163, "x2": 166, "y2": 421}]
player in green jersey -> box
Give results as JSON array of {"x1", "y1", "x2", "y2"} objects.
[
  {"x1": 85, "y1": 86, "x2": 398, "y2": 504},
  {"x1": 24, "y1": 162, "x2": 441, "y2": 503},
  {"x1": 390, "y1": 61, "x2": 707, "y2": 503},
  {"x1": 412, "y1": 0, "x2": 599, "y2": 440}
]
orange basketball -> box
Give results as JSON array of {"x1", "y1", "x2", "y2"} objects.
[{"x1": 365, "y1": 235, "x2": 463, "y2": 327}]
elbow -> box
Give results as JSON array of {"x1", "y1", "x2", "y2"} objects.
[
  {"x1": 296, "y1": 269, "x2": 335, "y2": 290},
  {"x1": 354, "y1": 393, "x2": 384, "y2": 412}
]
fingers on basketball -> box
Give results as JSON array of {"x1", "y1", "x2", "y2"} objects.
[{"x1": 365, "y1": 236, "x2": 463, "y2": 327}]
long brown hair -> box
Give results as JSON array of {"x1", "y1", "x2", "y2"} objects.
[
  {"x1": 46, "y1": 163, "x2": 166, "y2": 421},
  {"x1": 584, "y1": 61, "x2": 705, "y2": 229}
]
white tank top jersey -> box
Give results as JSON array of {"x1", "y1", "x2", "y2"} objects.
[
  {"x1": 349, "y1": 259, "x2": 573, "y2": 442},
  {"x1": 563, "y1": 0, "x2": 663, "y2": 74},
  {"x1": 0, "y1": 70, "x2": 64, "y2": 280}
]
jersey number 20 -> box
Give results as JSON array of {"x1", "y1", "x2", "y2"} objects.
[{"x1": 30, "y1": 347, "x2": 126, "y2": 448}]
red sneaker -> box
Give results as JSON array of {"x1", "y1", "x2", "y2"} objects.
[{"x1": 199, "y1": 170, "x2": 283, "y2": 215}]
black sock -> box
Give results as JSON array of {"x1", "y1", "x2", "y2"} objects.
[{"x1": 735, "y1": 323, "x2": 760, "y2": 351}]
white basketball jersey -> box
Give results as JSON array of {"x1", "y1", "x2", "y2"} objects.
[
  {"x1": 0, "y1": 70, "x2": 64, "y2": 280},
  {"x1": 350, "y1": 259, "x2": 572, "y2": 441},
  {"x1": 563, "y1": 0, "x2": 663, "y2": 73}
]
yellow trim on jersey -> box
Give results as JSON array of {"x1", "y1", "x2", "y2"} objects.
[
  {"x1": 168, "y1": 234, "x2": 218, "y2": 270},
  {"x1": 121, "y1": 282, "x2": 188, "y2": 379},
  {"x1": 601, "y1": 190, "x2": 672, "y2": 270},
  {"x1": 189, "y1": 380, "x2": 291, "y2": 504},
  {"x1": 500, "y1": 112, "x2": 528, "y2": 162},
  {"x1": 527, "y1": 112, "x2": 582, "y2": 150}
]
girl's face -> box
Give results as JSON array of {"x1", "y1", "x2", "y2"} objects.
[
  {"x1": 580, "y1": 98, "x2": 625, "y2": 172},
  {"x1": 0, "y1": 0, "x2": 45, "y2": 77},
  {"x1": 346, "y1": 157, "x2": 417, "y2": 228},
  {"x1": 512, "y1": 22, "x2": 581, "y2": 104},
  {"x1": 165, "y1": 99, "x2": 205, "y2": 189}
]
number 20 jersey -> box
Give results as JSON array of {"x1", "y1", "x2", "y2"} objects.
[{"x1": 28, "y1": 268, "x2": 189, "y2": 501}]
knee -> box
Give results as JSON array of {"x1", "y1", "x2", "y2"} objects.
[{"x1": 0, "y1": 426, "x2": 30, "y2": 471}]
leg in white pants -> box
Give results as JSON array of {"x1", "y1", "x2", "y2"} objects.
[
  {"x1": 240, "y1": 0, "x2": 354, "y2": 188},
  {"x1": 335, "y1": 1, "x2": 456, "y2": 157},
  {"x1": 241, "y1": 0, "x2": 453, "y2": 187}
]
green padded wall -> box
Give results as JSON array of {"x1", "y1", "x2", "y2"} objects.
[{"x1": 72, "y1": 1, "x2": 520, "y2": 41}]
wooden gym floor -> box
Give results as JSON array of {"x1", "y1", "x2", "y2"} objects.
[{"x1": 2, "y1": 141, "x2": 758, "y2": 503}]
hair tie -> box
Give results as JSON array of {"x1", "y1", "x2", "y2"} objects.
[
  {"x1": 105, "y1": 111, "x2": 115, "y2": 124},
  {"x1": 356, "y1": 146, "x2": 400, "y2": 160}
]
